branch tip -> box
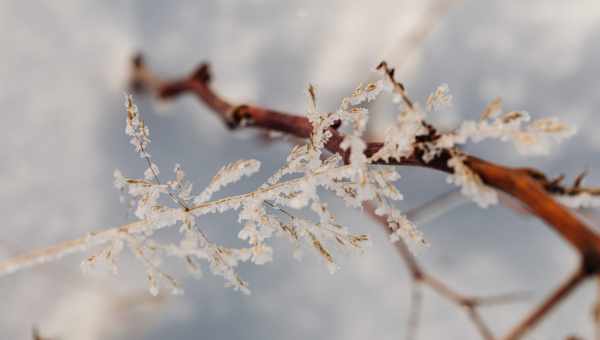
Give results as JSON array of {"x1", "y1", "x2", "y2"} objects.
[
  {"x1": 574, "y1": 170, "x2": 588, "y2": 188},
  {"x1": 582, "y1": 251, "x2": 600, "y2": 276}
]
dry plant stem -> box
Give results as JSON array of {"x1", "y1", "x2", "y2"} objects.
[
  {"x1": 0, "y1": 169, "x2": 350, "y2": 275},
  {"x1": 130, "y1": 55, "x2": 600, "y2": 338}
]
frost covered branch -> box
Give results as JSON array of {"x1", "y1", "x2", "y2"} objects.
[
  {"x1": 131, "y1": 54, "x2": 600, "y2": 251},
  {"x1": 1, "y1": 55, "x2": 599, "y2": 340},
  {"x1": 128, "y1": 54, "x2": 600, "y2": 338}
]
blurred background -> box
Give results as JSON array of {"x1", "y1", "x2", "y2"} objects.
[{"x1": 1, "y1": 1, "x2": 599, "y2": 339}]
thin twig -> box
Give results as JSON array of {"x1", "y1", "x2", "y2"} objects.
[
  {"x1": 365, "y1": 200, "x2": 527, "y2": 340},
  {"x1": 406, "y1": 284, "x2": 423, "y2": 340},
  {"x1": 0, "y1": 165, "x2": 354, "y2": 276},
  {"x1": 502, "y1": 268, "x2": 587, "y2": 340},
  {"x1": 405, "y1": 190, "x2": 468, "y2": 225}
]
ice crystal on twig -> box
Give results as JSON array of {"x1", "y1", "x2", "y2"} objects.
[
  {"x1": 426, "y1": 83, "x2": 452, "y2": 112},
  {"x1": 446, "y1": 152, "x2": 498, "y2": 208},
  {"x1": 194, "y1": 159, "x2": 261, "y2": 204},
  {"x1": 435, "y1": 97, "x2": 576, "y2": 155},
  {"x1": 367, "y1": 68, "x2": 575, "y2": 207}
]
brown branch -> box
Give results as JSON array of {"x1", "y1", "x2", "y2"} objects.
[
  {"x1": 130, "y1": 54, "x2": 600, "y2": 338},
  {"x1": 465, "y1": 158, "x2": 600, "y2": 257}
]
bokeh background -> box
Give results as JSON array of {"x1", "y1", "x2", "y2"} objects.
[{"x1": 1, "y1": 1, "x2": 599, "y2": 339}]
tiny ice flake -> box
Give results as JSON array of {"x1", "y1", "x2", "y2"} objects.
[
  {"x1": 113, "y1": 169, "x2": 127, "y2": 191},
  {"x1": 426, "y1": 83, "x2": 452, "y2": 112}
]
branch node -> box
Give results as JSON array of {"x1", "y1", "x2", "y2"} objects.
[
  {"x1": 330, "y1": 119, "x2": 342, "y2": 130},
  {"x1": 582, "y1": 251, "x2": 600, "y2": 276},
  {"x1": 191, "y1": 63, "x2": 212, "y2": 84},
  {"x1": 227, "y1": 105, "x2": 253, "y2": 129}
]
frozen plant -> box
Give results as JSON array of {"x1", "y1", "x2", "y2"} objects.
[
  {"x1": 0, "y1": 63, "x2": 588, "y2": 301},
  {"x1": 85, "y1": 87, "x2": 407, "y2": 295}
]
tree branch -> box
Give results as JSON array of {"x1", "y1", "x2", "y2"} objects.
[
  {"x1": 131, "y1": 54, "x2": 600, "y2": 338},
  {"x1": 131, "y1": 54, "x2": 600, "y2": 258}
]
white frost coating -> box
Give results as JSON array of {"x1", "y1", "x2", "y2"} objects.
[
  {"x1": 194, "y1": 159, "x2": 261, "y2": 204},
  {"x1": 435, "y1": 98, "x2": 576, "y2": 156},
  {"x1": 124, "y1": 95, "x2": 151, "y2": 158},
  {"x1": 372, "y1": 189, "x2": 426, "y2": 245},
  {"x1": 168, "y1": 163, "x2": 194, "y2": 203},
  {"x1": 426, "y1": 83, "x2": 453, "y2": 112},
  {"x1": 446, "y1": 153, "x2": 498, "y2": 208},
  {"x1": 371, "y1": 110, "x2": 428, "y2": 162},
  {"x1": 348, "y1": 80, "x2": 385, "y2": 106},
  {"x1": 556, "y1": 193, "x2": 600, "y2": 209},
  {"x1": 93, "y1": 88, "x2": 413, "y2": 292},
  {"x1": 0, "y1": 162, "x2": 363, "y2": 280}
]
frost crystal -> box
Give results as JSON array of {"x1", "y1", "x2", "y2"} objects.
[
  {"x1": 194, "y1": 159, "x2": 261, "y2": 204},
  {"x1": 371, "y1": 109, "x2": 428, "y2": 162},
  {"x1": 426, "y1": 84, "x2": 452, "y2": 112},
  {"x1": 446, "y1": 153, "x2": 498, "y2": 208},
  {"x1": 434, "y1": 97, "x2": 575, "y2": 156},
  {"x1": 348, "y1": 80, "x2": 385, "y2": 106}
]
